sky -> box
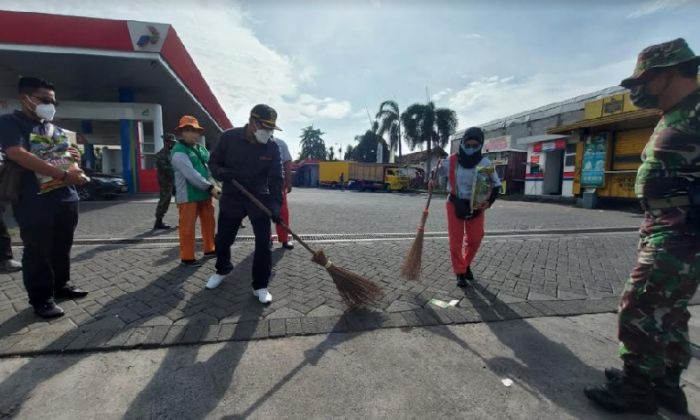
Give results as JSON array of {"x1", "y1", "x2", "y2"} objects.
[{"x1": 1, "y1": 0, "x2": 699, "y2": 159}]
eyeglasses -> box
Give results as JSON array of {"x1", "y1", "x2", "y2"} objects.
[{"x1": 30, "y1": 95, "x2": 58, "y2": 106}]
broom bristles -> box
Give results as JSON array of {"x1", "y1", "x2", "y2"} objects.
[
  {"x1": 400, "y1": 209, "x2": 430, "y2": 281},
  {"x1": 400, "y1": 227, "x2": 425, "y2": 281},
  {"x1": 311, "y1": 250, "x2": 383, "y2": 307}
]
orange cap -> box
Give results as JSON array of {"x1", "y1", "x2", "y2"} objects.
[{"x1": 175, "y1": 115, "x2": 204, "y2": 132}]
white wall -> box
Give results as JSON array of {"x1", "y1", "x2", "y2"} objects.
[{"x1": 562, "y1": 180, "x2": 574, "y2": 197}]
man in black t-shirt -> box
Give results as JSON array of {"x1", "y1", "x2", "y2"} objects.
[{"x1": 0, "y1": 77, "x2": 89, "y2": 318}]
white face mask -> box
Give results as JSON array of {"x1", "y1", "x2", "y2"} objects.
[
  {"x1": 35, "y1": 103, "x2": 56, "y2": 121},
  {"x1": 254, "y1": 128, "x2": 273, "y2": 144}
]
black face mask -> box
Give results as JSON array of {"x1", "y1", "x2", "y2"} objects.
[{"x1": 630, "y1": 85, "x2": 660, "y2": 109}]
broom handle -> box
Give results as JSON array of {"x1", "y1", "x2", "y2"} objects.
[
  {"x1": 419, "y1": 160, "x2": 442, "y2": 225},
  {"x1": 228, "y1": 178, "x2": 317, "y2": 255}
]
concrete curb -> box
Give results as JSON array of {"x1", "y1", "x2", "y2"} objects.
[
  {"x1": 12, "y1": 226, "x2": 639, "y2": 247},
  {"x1": 3, "y1": 296, "x2": 697, "y2": 358}
]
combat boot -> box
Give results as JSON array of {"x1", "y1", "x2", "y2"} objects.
[
  {"x1": 607, "y1": 366, "x2": 688, "y2": 415},
  {"x1": 585, "y1": 365, "x2": 658, "y2": 414},
  {"x1": 654, "y1": 367, "x2": 688, "y2": 415},
  {"x1": 153, "y1": 217, "x2": 171, "y2": 230}
]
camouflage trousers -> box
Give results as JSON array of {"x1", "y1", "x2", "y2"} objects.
[
  {"x1": 618, "y1": 232, "x2": 700, "y2": 378},
  {"x1": 155, "y1": 182, "x2": 174, "y2": 219}
]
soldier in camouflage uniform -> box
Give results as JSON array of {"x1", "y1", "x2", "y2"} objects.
[
  {"x1": 154, "y1": 133, "x2": 176, "y2": 230},
  {"x1": 585, "y1": 39, "x2": 700, "y2": 415}
]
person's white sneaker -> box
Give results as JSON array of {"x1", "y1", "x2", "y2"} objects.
[
  {"x1": 206, "y1": 273, "x2": 226, "y2": 289},
  {"x1": 252, "y1": 288, "x2": 272, "y2": 304}
]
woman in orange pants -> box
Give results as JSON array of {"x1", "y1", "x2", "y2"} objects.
[
  {"x1": 171, "y1": 116, "x2": 221, "y2": 266},
  {"x1": 437, "y1": 127, "x2": 501, "y2": 288}
]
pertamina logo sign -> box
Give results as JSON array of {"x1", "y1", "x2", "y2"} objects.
[{"x1": 126, "y1": 21, "x2": 169, "y2": 53}]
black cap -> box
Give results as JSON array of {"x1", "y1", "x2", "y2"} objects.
[
  {"x1": 18, "y1": 76, "x2": 55, "y2": 94},
  {"x1": 462, "y1": 127, "x2": 484, "y2": 144},
  {"x1": 250, "y1": 104, "x2": 282, "y2": 131}
]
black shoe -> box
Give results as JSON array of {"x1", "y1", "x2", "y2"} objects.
[
  {"x1": 606, "y1": 367, "x2": 688, "y2": 415},
  {"x1": 456, "y1": 274, "x2": 468, "y2": 288},
  {"x1": 55, "y1": 285, "x2": 88, "y2": 300},
  {"x1": 34, "y1": 301, "x2": 65, "y2": 319},
  {"x1": 282, "y1": 241, "x2": 294, "y2": 250},
  {"x1": 465, "y1": 266, "x2": 475, "y2": 281},
  {"x1": 181, "y1": 259, "x2": 203, "y2": 267},
  {"x1": 153, "y1": 218, "x2": 172, "y2": 230},
  {"x1": 585, "y1": 366, "x2": 658, "y2": 414},
  {"x1": 202, "y1": 251, "x2": 217, "y2": 260}
]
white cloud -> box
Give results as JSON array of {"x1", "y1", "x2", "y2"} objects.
[
  {"x1": 627, "y1": 0, "x2": 690, "y2": 18},
  {"x1": 462, "y1": 33, "x2": 484, "y2": 40},
  {"x1": 0, "y1": 0, "x2": 358, "y2": 157},
  {"x1": 442, "y1": 58, "x2": 636, "y2": 127},
  {"x1": 431, "y1": 88, "x2": 453, "y2": 102}
]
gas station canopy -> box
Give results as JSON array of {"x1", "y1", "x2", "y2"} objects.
[
  {"x1": 0, "y1": 11, "x2": 233, "y2": 192},
  {"x1": 0, "y1": 10, "x2": 231, "y2": 135}
]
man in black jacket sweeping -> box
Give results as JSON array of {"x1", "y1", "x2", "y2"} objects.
[{"x1": 205, "y1": 104, "x2": 283, "y2": 304}]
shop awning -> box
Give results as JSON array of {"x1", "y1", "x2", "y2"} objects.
[
  {"x1": 548, "y1": 109, "x2": 661, "y2": 134},
  {"x1": 516, "y1": 134, "x2": 569, "y2": 145}
]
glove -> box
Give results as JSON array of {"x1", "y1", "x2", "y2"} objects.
[
  {"x1": 270, "y1": 206, "x2": 282, "y2": 224},
  {"x1": 209, "y1": 185, "x2": 222, "y2": 200}
]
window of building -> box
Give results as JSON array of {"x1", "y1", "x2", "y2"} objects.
[
  {"x1": 565, "y1": 154, "x2": 575, "y2": 167},
  {"x1": 564, "y1": 142, "x2": 577, "y2": 168}
]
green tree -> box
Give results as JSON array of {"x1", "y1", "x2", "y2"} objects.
[
  {"x1": 327, "y1": 148, "x2": 336, "y2": 161},
  {"x1": 350, "y1": 130, "x2": 389, "y2": 163},
  {"x1": 298, "y1": 125, "x2": 327, "y2": 160},
  {"x1": 375, "y1": 100, "x2": 402, "y2": 160},
  {"x1": 401, "y1": 101, "x2": 457, "y2": 177},
  {"x1": 344, "y1": 144, "x2": 355, "y2": 161}
]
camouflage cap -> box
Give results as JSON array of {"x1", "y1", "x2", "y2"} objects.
[{"x1": 621, "y1": 38, "x2": 699, "y2": 88}]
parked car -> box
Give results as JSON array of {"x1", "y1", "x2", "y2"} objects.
[{"x1": 76, "y1": 169, "x2": 128, "y2": 200}]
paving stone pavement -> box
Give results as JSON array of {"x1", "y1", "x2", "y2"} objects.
[
  {"x1": 4, "y1": 231, "x2": 695, "y2": 356},
  {"x1": 4, "y1": 189, "x2": 644, "y2": 240}
]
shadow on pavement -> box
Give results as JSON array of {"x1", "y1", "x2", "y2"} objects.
[
  {"x1": 456, "y1": 282, "x2": 661, "y2": 419},
  {"x1": 0, "y1": 246, "x2": 271, "y2": 417},
  {"x1": 121, "y1": 236, "x2": 377, "y2": 419},
  {"x1": 72, "y1": 230, "x2": 178, "y2": 263},
  {"x1": 222, "y1": 311, "x2": 370, "y2": 420}
]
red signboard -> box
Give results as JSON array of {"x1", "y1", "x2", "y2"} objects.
[
  {"x1": 534, "y1": 139, "x2": 566, "y2": 153},
  {"x1": 484, "y1": 136, "x2": 509, "y2": 153}
]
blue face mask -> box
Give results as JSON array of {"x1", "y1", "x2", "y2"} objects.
[{"x1": 460, "y1": 144, "x2": 480, "y2": 156}]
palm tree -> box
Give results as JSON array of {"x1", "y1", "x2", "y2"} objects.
[
  {"x1": 375, "y1": 100, "x2": 402, "y2": 160},
  {"x1": 400, "y1": 101, "x2": 457, "y2": 179},
  {"x1": 345, "y1": 144, "x2": 355, "y2": 161},
  {"x1": 298, "y1": 125, "x2": 327, "y2": 160}
]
